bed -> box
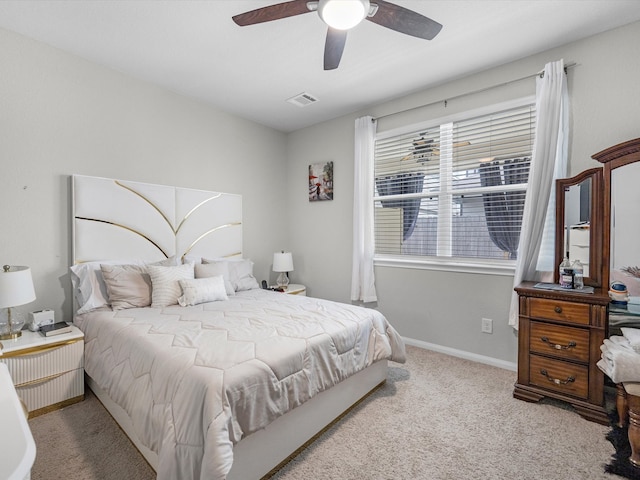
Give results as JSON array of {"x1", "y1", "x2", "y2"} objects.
[{"x1": 70, "y1": 175, "x2": 406, "y2": 480}]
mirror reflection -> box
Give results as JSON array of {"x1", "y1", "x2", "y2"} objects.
[
  {"x1": 555, "y1": 167, "x2": 602, "y2": 287},
  {"x1": 563, "y1": 178, "x2": 591, "y2": 277},
  {"x1": 610, "y1": 161, "x2": 640, "y2": 300}
]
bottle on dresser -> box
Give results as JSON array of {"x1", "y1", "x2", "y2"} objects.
[
  {"x1": 572, "y1": 259, "x2": 584, "y2": 289},
  {"x1": 559, "y1": 255, "x2": 574, "y2": 289}
]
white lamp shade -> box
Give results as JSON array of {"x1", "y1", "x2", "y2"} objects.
[
  {"x1": 273, "y1": 252, "x2": 294, "y2": 273},
  {"x1": 318, "y1": 0, "x2": 370, "y2": 30},
  {"x1": 0, "y1": 266, "x2": 36, "y2": 308}
]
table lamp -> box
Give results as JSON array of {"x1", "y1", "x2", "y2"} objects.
[
  {"x1": 0, "y1": 265, "x2": 36, "y2": 340},
  {"x1": 273, "y1": 252, "x2": 294, "y2": 289}
]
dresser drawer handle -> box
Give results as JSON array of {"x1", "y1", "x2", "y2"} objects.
[
  {"x1": 539, "y1": 369, "x2": 575, "y2": 385},
  {"x1": 540, "y1": 337, "x2": 577, "y2": 350},
  {"x1": 554, "y1": 306, "x2": 563, "y2": 314},
  {"x1": 15, "y1": 370, "x2": 68, "y2": 388},
  {"x1": 0, "y1": 338, "x2": 82, "y2": 358}
]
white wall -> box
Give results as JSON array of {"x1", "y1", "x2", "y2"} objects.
[
  {"x1": 3, "y1": 20, "x2": 640, "y2": 367},
  {"x1": 0, "y1": 27, "x2": 288, "y2": 322},
  {"x1": 286, "y1": 21, "x2": 640, "y2": 365}
]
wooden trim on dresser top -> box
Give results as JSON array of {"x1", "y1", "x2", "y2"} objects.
[
  {"x1": 592, "y1": 138, "x2": 640, "y2": 167},
  {"x1": 514, "y1": 281, "x2": 610, "y2": 307}
]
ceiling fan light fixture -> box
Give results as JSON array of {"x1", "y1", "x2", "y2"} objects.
[{"x1": 318, "y1": 0, "x2": 370, "y2": 30}]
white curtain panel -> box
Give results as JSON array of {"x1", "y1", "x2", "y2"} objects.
[
  {"x1": 351, "y1": 116, "x2": 378, "y2": 303},
  {"x1": 508, "y1": 59, "x2": 569, "y2": 328}
]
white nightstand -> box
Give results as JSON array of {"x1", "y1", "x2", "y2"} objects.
[
  {"x1": 0, "y1": 324, "x2": 84, "y2": 417},
  {"x1": 283, "y1": 284, "x2": 306, "y2": 296}
]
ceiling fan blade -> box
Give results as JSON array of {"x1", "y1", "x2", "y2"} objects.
[
  {"x1": 324, "y1": 28, "x2": 348, "y2": 71},
  {"x1": 367, "y1": 0, "x2": 443, "y2": 40},
  {"x1": 232, "y1": 0, "x2": 312, "y2": 26}
]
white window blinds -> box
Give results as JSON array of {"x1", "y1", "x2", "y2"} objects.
[{"x1": 374, "y1": 102, "x2": 536, "y2": 261}]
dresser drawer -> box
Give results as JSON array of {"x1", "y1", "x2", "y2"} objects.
[
  {"x1": 0, "y1": 339, "x2": 84, "y2": 386},
  {"x1": 529, "y1": 321, "x2": 590, "y2": 362},
  {"x1": 529, "y1": 355, "x2": 589, "y2": 399},
  {"x1": 15, "y1": 368, "x2": 84, "y2": 414},
  {"x1": 529, "y1": 298, "x2": 590, "y2": 325}
]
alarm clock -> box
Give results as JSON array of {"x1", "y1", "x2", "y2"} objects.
[{"x1": 28, "y1": 309, "x2": 55, "y2": 332}]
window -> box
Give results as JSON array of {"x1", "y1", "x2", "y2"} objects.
[{"x1": 374, "y1": 100, "x2": 536, "y2": 270}]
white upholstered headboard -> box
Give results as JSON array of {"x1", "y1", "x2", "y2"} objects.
[{"x1": 72, "y1": 175, "x2": 242, "y2": 264}]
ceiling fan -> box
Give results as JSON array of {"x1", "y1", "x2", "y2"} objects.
[{"x1": 232, "y1": 0, "x2": 443, "y2": 70}]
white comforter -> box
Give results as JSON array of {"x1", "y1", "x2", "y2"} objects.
[{"x1": 74, "y1": 289, "x2": 405, "y2": 480}]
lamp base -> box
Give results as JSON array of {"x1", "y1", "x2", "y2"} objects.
[
  {"x1": 0, "y1": 330, "x2": 22, "y2": 340},
  {"x1": 276, "y1": 272, "x2": 290, "y2": 289},
  {"x1": 0, "y1": 307, "x2": 25, "y2": 340}
]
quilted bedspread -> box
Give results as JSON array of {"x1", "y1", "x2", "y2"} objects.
[{"x1": 74, "y1": 289, "x2": 405, "y2": 480}]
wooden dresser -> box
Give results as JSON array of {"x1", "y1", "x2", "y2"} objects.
[{"x1": 513, "y1": 281, "x2": 610, "y2": 425}]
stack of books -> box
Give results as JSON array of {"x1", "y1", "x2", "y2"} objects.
[{"x1": 39, "y1": 322, "x2": 72, "y2": 337}]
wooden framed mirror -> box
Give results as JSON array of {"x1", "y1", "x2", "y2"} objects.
[
  {"x1": 554, "y1": 167, "x2": 603, "y2": 287},
  {"x1": 593, "y1": 138, "x2": 640, "y2": 293}
]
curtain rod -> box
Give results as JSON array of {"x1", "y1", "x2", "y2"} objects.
[{"x1": 373, "y1": 62, "x2": 576, "y2": 122}]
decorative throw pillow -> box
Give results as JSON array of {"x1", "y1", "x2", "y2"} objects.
[
  {"x1": 71, "y1": 256, "x2": 179, "y2": 313},
  {"x1": 194, "y1": 263, "x2": 235, "y2": 296},
  {"x1": 201, "y1": 258, "x2": 260, "y2": 292},
  {"x1": 178, "y1": 276, "x2": 228, "y2": 306},
  {"x1": 147, "y1": 263, "x2": 195, "y2": 307},
  {"x1": 100, "y1": 264, "x2": 151, "y2": 310}
]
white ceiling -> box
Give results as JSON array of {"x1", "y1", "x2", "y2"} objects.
[{"x1": 1, "y1": 1, "x2": 640, "y2": 133}]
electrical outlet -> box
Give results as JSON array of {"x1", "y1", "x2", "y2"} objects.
[{"x1": 481, "y1": 318, "x2": 493, "y2": 334}]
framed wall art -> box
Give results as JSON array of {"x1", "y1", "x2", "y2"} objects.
[{"x1": 309, "y1": 161, "x2": 333, "y2": 202}]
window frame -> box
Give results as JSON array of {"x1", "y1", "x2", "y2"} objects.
[{"x1": 372, "y1": 96, "x2": 536, "y2": 276}]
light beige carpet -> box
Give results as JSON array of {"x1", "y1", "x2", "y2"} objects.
[{"x1": 28, "y1": 346, "x2": 623, "y2": 479}]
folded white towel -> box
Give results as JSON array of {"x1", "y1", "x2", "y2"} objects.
[
  {"x1": 622, "y1": 327, "x2": 640, "y2": 354},
  {"x1": 598, "y1": 358, "x2": 616, "y2": 381},
  {"x1": 608, "y1": 335, "x2": 633, "y2": 349},
  {"x1": 598, "y1": 338, "x2": 640, "y2": 383},
  {"x1": 601, "y1": 337, "x2": 634, "y2": 362}
]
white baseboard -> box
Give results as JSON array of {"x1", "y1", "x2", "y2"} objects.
[{"x1": 403, "y1": 337, "x2": 517, "y2": 372}]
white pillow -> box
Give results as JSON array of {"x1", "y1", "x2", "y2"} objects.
[
  {"x1": 181, "y1": 254, "x2": 202, "y2": 265},
  {"x1": 70, "y1": 256, "x2": 179, "y2": 313},
  {"x1": 100, "y1": 264, "x2": 152, "y2": 310},
  {"x1": 178, "y1": 276, "x2": 228, "y2": 306},
  {"x1": 201, "y1": 258, "x2": 260, "y2": 292},
  {"x1": 147, "y1": 263, "x2": 195, "y2": 307},
  {"x1": 71, "y1": 259, "x2": 141, "y2": 314},
  {"x1": 194, "y1": 262, "x2": 235, "y2": 296},
  {"x1": 70, "y1": 261, "x2": 111, "y2": 314}
]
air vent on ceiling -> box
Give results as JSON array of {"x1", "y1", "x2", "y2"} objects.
[{"x1": 286, "y1": 92, "x2": 319, "y2": 108}]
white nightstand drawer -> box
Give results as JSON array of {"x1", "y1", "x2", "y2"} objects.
[
  {"x1": 1, "y1": 339, "x2": 84, "y2": 385},
  {"x1": 0, "y1": 325, "x2": 85, "y2": 415},
  {"x1": 15, "y1": 367, "x2": 84, "y2": 414}
]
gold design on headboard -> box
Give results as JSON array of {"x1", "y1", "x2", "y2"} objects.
[
  {"x1": 116, "y1": 180, "x2": 175, "y2": 233},
  {"x1": 75, "y1": 178, "x2": 241, "y2": 262},
  {"x1": 182, "y1": 222, "x2": 242, "y2": 258},
  {"x1": 116, "y1": 181, "x2": 224, "y2": 235},
  {"x1": 176, "y1": 194, "x2": 223, "y2": 233},
  {"x1": 75, "y1": 217, "x2": 169, "y2": 258},
  {"x1": 180, "y1": 250, "x2": 242, "y2": 263}
]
